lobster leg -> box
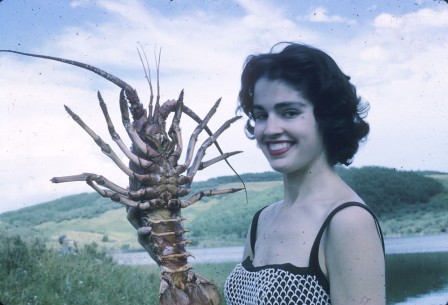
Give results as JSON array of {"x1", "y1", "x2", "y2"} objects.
[
  {"x1": 63, "y1": 105, "x2": 156, "y2": 183},
  {"x1": 97, "y1": 91, "x2": 155, "y2": 169},
  {"x1": 175, "y1": 98, "x2": 222, "y2": 175},
  {"x1": 198, "y1": 151, "x2": 242, "y2": 170},
  {"x1": 52, "y1": 171, "x2": 162, "y2": 202},
  {"x1": 51, "y1": 172, "x2": 145, "y2": 210},
  {"x1": 181, "y1": 187, "x2": 244, "y2": 208},
  {"x1": 168, "y1": 92, "x2": 184, "y2": 166},
  {"x1": 51, "y1": 173, "x2": 126, "y2": 192},
  {"x1": 186, "y1": 116, "x2": 242, "y2": 182}
]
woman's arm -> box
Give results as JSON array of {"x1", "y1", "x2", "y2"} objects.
[{"x1": 325, "y1": 206, "x2": 386, "y2": 305}]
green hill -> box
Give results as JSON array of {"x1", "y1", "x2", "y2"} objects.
[{"x1": 0, "y1": 166, "x2": 446, "y2": 250}]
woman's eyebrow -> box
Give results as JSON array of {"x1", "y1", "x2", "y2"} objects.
[
  {"x1": 252, "y1": 101, "x2": 308, "y2": 112},
  {"x1": 274, "y1": 101, "x2": 308, "y2": 110},
  {"x1": 278, "y1": 101, "x2": 307, "y2": 107}
]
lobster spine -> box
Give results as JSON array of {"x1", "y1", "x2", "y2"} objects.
[
  {"x1": 144, "y1": 208, "x2": 220, "y2": 305},
  {"x1": 146, "y1": 209, "x2": 190, "y2": 268}
]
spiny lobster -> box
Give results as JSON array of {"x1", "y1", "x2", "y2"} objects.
[{"x1": 0, "y1": 49, "x2": 244, "y2": 305}]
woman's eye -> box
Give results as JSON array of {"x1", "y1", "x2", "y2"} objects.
[
  {"x1": 283, "y1": 110, "x2": 301, "y2": 118},
  {"x1": 253, "y1": 112, "x2": 267, "y2": 121}
]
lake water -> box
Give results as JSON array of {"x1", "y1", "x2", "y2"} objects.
[
  {"x1": 111, "y1": 234, "x2": 448, "y2": 305},
  {"x1": 384, "y1": 235, "x2": 448, "y2": 305}
]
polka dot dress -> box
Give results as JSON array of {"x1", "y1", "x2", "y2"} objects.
[{"x1": 224, "y1": 258, "x2": 331, "y2": 305}]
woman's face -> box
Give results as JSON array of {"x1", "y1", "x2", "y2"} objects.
[{"x1": 252, "y1": 77, "x2": 327, "y2": 174}]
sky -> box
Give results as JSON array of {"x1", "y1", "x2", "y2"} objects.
[{"x1": 0, "y1": 0, "x2": 447, "y2": 213}]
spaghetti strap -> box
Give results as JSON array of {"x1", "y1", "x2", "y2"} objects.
[
  {"x1": 250, "y1": 206, "x2": 268, "y2": 254},
  {"x1": 309, "y1": 202, "x2": 385, "y2": 268}
]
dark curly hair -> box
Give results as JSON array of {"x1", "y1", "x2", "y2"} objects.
[{"x1": 237, "y1": 42, "x2": 369, "y2": 166}]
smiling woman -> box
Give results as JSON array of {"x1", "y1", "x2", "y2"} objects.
[{"x1": 224, "y1": 42, "x2": 385, "y2": 305}]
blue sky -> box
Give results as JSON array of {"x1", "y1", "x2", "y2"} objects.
[{"x1": 0, "y1": 0, "x2": 447, "y2": 213}]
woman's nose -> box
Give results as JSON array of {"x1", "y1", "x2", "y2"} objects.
[{"x1": 263, "y1": 115, "x2": 283, "y2": 137}]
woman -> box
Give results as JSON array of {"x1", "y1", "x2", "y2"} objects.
[{"x1": 224, "y1": 43, "x2": 385, "y2": 305}]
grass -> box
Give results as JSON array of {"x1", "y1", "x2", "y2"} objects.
[
  {"x1": 0, "y1": 228, "x2": 236, "y2": 305},
  {"x1": 0, "y1": 230, "x2": 159, "y2": 305}
]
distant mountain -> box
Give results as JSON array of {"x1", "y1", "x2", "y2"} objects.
[{"x1": 1, "y1": 167, "x2": 446, "y2": 250}]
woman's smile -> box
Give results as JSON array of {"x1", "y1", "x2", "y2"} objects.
[{"x1": 265, "y1": 141, "x2": 294, "y2": 156}]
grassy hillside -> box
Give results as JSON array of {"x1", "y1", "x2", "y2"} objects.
[{"x1": 0, "y1": 167, "x2": 446, "y2": 251}]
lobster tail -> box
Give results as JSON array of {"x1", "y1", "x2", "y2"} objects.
[
  {"x1": 160, "y1": 275, "x2": 220, "y2": 305},
  {"x1": 145, "y1": 209, "x2": 221, "y2": 305}
]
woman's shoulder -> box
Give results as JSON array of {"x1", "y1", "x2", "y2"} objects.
[
  {"x1": 323, "y1": 201, "x2": 382, "y2": 252},
  {"x1": 258, "y1": 200, "x2": 282, "y2": 216},
  {"x1": 321, "y1": 202, "x2": 386, "y2": 304},
  {"x1": 327, "y1": 201, "x2": 375, "y2": 228}
]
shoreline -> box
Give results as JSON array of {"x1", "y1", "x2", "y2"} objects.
[{"x1": 111, "y1": 233, "x2": 448, "y2": 265}]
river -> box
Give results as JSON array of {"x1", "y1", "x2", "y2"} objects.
[{"x1": 111, "y1": 234, "x2": 448, "y2": 305}]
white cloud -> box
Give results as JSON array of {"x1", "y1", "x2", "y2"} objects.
[
  {"x1": 358, "y1": 46, "x2": 389, "y2": 61},
  {"x1": 374, "y1": 8, "x2": 448, "y2": 29},
  {"x1": 69, "y1": 0, "x2": 90, "y2": 8},
  {"x1": 302, "y1": 7, "x2": 357, "y2": 25}
]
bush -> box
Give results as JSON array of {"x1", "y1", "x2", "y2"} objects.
[
  {"x1": 0, "y1": 229, "x2": 159, "y2": 305},
  {"x1": 338, "y1": 166, "x2": 444, "y2": 215}
]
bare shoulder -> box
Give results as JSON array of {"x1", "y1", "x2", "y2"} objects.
[
  {"x1": 258, "y1": 200, "x2": 281, "y2": 221},
  {"x1": 325, "y1": 204, "x2": 382, "y2": 252},
  {"x1": 328, "y1": 204, "x2": 379, "y2": 233},
  {"x1": 323, "y1": 204, "x2": 386, "y2": 305}
]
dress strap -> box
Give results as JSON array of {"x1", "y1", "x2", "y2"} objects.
[
  {"x1": 250, "y1": 206, "x2": 268, "y2": 254},
  {"x1": 309, "y1": 202, "x2": 385, "y2": 268}
]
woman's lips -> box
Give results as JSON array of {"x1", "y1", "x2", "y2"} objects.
[{"x1": 266, "y1": 141, "x2": 293, "y2": 156}]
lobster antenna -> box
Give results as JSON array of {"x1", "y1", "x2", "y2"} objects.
[
  {"x1": 136, "y1": 43, "x2": 154, "y2": 120},
  {"x1": 225, "y1": 158, "x2": 248, "y2": 204},
  {"x1": 155, "y1": 46, "x2": 161, "y2": 107},
  {"x1": 153, "y1": 46, "x2": 162, "y2": 126},
  {"x1": 0, "y1": 50, "x2": 135, "y2": 92}
]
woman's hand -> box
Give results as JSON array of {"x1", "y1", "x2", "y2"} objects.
[{"x1": 126, "y1": 206, "x2": 158, "y2": 262}]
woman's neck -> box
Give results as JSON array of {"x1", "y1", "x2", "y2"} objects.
[{"x1": 282, "y1": 162, "x2": 342, "y2": 207}]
